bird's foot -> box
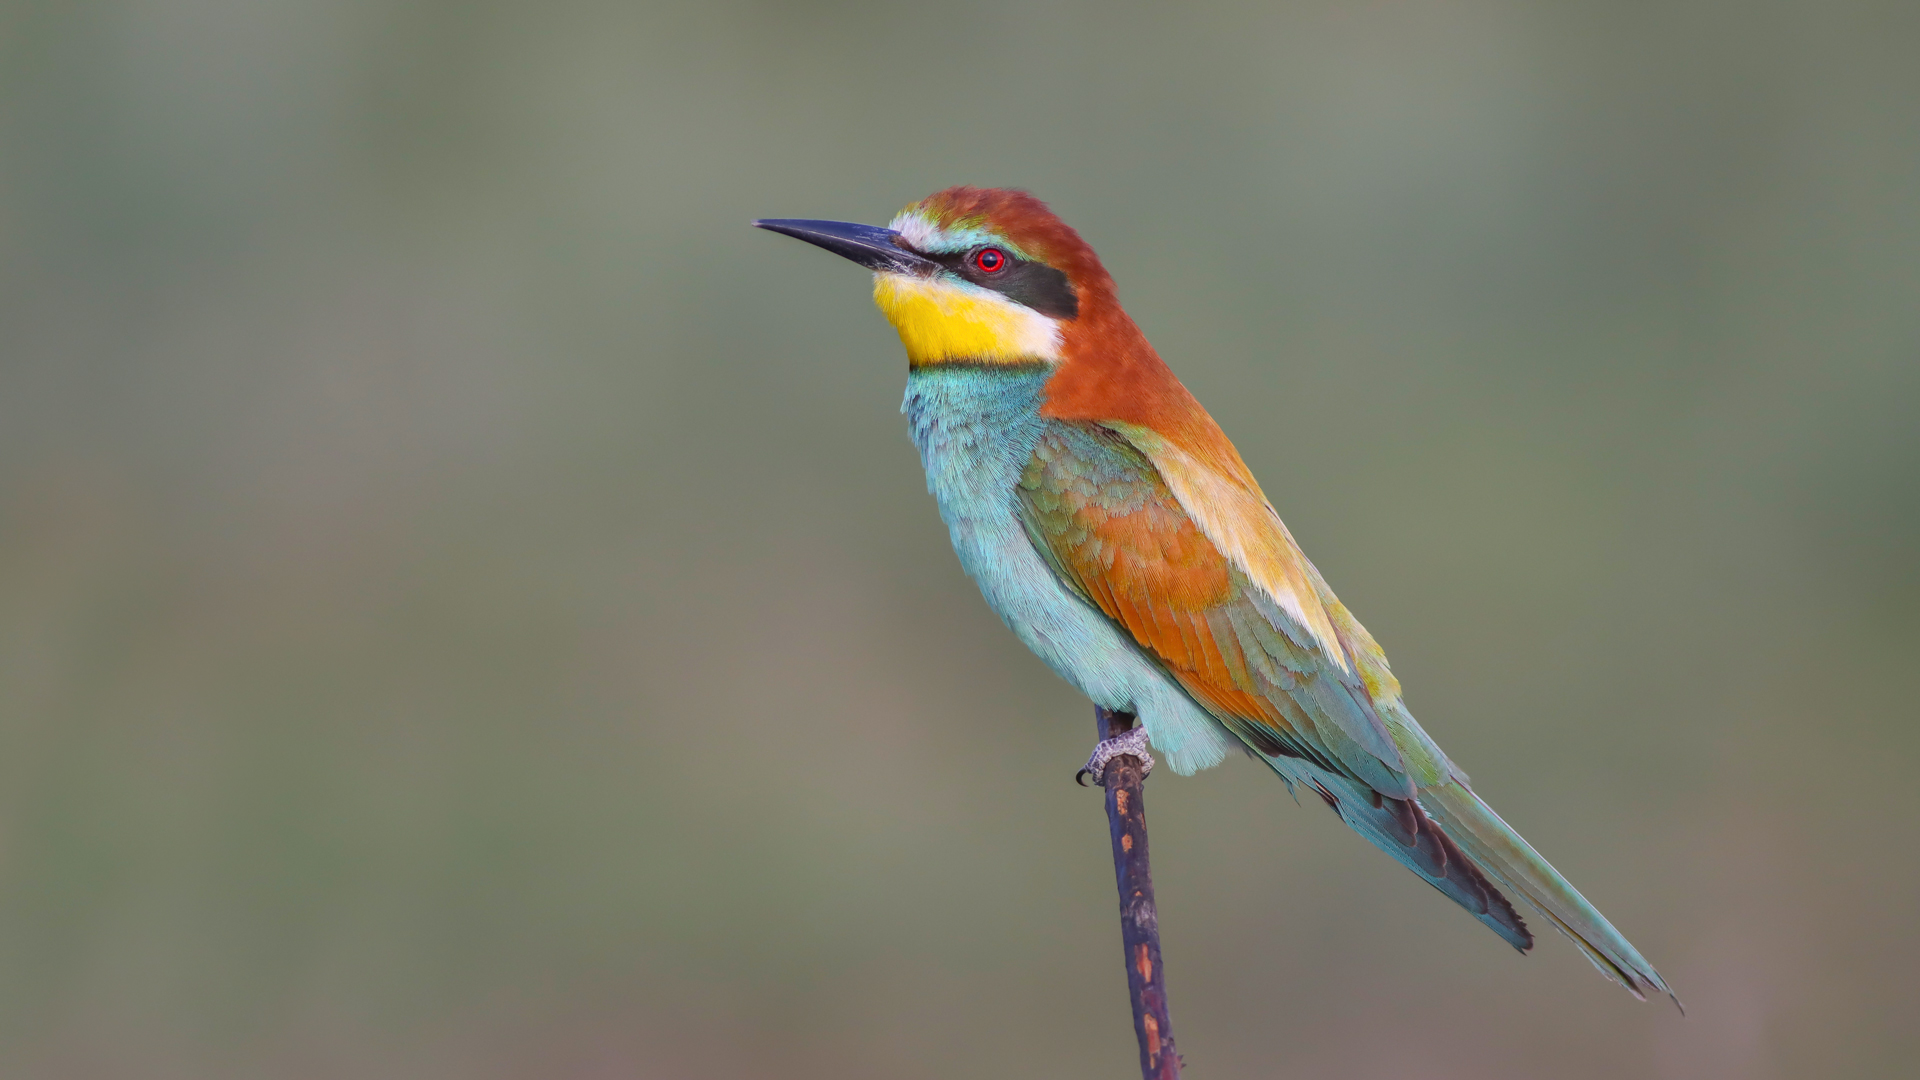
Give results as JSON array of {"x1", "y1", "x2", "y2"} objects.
[{"x1": 1076, "y1": 725, "x2": 1155, "y2": 786}]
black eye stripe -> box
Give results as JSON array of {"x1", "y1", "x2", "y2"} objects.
[{"x1": 932, "y1": 247, "x2": 1079, "y2": 320}]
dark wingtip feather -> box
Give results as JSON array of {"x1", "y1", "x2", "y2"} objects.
[
  {"x1": 1421, "y1": 803, "x2": 1534, "y2": 952},
  {"x1": 1340, "y1": 784, "x2": 1535, "y2": 952}
]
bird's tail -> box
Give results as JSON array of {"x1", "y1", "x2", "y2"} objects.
[
  {"x1": 1419, "y1": 780, "x2": 1679, "y2": 1007},
  {"x1": 1289, "y1": 766, "x2": 1536, "y2": 954}
]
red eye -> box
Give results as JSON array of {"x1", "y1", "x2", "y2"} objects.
[{"x1": 973, "y1": 247, "x2": 1007, "y2": 273}]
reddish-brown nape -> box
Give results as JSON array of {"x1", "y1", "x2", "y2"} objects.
[{"x1": 916, "y1": 186, "x2": 1263, "y2": 494}]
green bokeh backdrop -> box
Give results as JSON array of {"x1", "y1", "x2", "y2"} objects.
[{"x1": 2, "y1": 1, "x2": 1916, "y2": 1076}]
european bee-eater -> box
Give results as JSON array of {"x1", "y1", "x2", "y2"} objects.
[{"x1": 755, "y1": 187, "x2": 1674, "y2": 1003}]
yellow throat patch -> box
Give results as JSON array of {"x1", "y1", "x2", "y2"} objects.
[{"x1": 872, "y1": 273, "x2": 1062, "y2": 366}]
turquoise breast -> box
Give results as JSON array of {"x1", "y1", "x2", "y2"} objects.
[{"x1": 901, "y1": 365, "x2": 1237, "y2": 774}]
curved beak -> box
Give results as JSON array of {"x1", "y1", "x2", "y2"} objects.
[{"x1": 753, "y1": 218, "x2": 939, "y2": 275}]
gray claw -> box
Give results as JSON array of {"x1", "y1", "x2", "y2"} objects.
[{"x1": 1078, "y1": 726, "x2": 1154, "y2": 786}]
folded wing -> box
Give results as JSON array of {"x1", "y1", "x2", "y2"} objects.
[{"x1": 1016, "y1": 420, "x2": 1673, "y2": 999}]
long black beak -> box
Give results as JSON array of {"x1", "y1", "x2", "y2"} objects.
[{"x1": 753, "y1": 218, "x2": 940, "y2": 275}]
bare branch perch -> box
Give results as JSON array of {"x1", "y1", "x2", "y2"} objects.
[{"x1": 1094, "y1": 706, "x2": 1182, "y2": 1080}]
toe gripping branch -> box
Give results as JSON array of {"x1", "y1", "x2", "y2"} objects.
[
  {"x1": 1077, "y1": 722, "x2": 1155, "y2": 787},
  {"x1": 1087, "y1": 707, "x2": 1181, "y2": 1080}
]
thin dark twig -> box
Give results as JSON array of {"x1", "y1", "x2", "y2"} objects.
[{"x1": 1094, "y1": 706, "x2": 1182, "y2": 1080}]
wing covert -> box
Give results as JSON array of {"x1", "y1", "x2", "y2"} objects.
[{"x1": 1015, "y1": 422, "x2": 1433, "y2": 798}]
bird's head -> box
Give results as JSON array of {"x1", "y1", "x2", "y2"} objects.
[
  {"x1": 756, "y1": 187, "x2": 1116, "y2": 367},
  {"x1": 757, "y1": 186, "x2": 1261, "y2": 522}
]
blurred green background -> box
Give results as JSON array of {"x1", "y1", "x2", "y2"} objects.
[{"x1": 2, "y1": 0, "x2": 1916, "y2": 1076}]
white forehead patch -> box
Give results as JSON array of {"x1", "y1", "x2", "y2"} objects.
[
  {"x1": 887, "y1": 208, "x2": 1023, "y2": 258},
  {"x1": 889, "y1": 210, "x2": 945, "y2": 252}
]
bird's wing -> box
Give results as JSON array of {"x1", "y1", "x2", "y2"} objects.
[
  {"x1": 1017, "y1": 420, "x2": 1688, "y2": 998},
  {"x1": 1017, "y1": 420, "x2": 1452, "y2": 798},
  {"x1": 1015, "y1": 420, "x2": 1534, "y2": 950}
]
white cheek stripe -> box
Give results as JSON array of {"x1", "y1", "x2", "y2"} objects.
[{"x1": 873, "y1": 273, "x2": 1064, "y2": 363}]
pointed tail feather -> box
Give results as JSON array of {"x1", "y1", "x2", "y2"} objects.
[
  {"x1": 1290, "y1": 767, "x2": 1534, "y2": 953},
  {"x1": 1420, "y1": 780, "x2": 1679, "y2": 1007}
]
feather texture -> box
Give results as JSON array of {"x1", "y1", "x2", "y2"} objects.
[
  {"x1": 796, "y1": 184, "x2": 1674, "y2": 1002},
  {"x1": 1016, "y1": 417, "x2": 1674, "y2": 1000}
]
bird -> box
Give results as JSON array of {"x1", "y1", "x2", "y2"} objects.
[{"x1": 755, "y1": 186, "x2": 1674, "y2": 1004}]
